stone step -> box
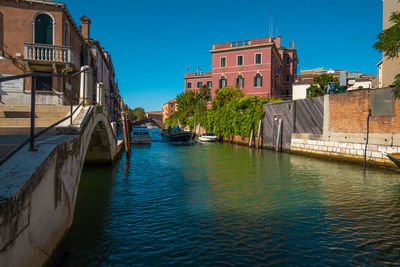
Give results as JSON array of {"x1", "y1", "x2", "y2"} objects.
[
  {"x1": 0, "y1": 105, "x2": 71, "y2": 113},
  {"x1": 0, "y1": 111, "x2": 70, "y2": 118},
  {"x1": 0, "y1": 118, "x2": 62, "y2": 127},
  {"x1": 0, "y1": 127, "x2": 57, "y2": 136}
]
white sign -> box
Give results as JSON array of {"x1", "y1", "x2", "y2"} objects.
[{"x1": 0, "y1": 74, "x2": 24, "y2": 92}]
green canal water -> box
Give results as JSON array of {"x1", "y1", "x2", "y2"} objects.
[{"x1": 60, "y1": 132, "x2": 400, "y2": 265}]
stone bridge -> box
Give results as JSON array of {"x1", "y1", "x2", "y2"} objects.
[
  {"x1": 131, "y1": 118, "x2": 165, "y2": 129},
  {"x1": 0, "y1": 105, "x2": 123, "y2": 266}
]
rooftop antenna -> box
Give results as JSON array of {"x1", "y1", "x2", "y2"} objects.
[{"x1": 268, "y1": 9, "x2": 272, "y2": 37}]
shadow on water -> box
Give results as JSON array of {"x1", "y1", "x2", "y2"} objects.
[{"x1": 58, "y1": 157, "x2": 122, "y2": 266}]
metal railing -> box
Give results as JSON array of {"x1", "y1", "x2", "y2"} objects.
[
  {"x1": 0, "y1": 69, "x2": 89, "y2": 167},
  {"x1": 24, "y1": 43, "x2": 79, "y2": 67}
]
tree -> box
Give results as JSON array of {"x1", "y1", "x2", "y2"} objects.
[
  {"x1": 132, "y1": 107, "x2": 145, "y2": 121},
  {"x1": 197, "y1": 84, "x2": 211, "y2": 102},
  {"x1": 306, "y1": 73, "x2": 338, "y2": 98},
  {"x1": 211, "y1": 87, "x2": 243, "y2": 110},
  {"x1": 313, "y1": 73, "x2": 339, "y2": 90},
  {"x1": 307, "y1": 85, "x2": 325, "y2": 98},
  {"x1": 374, "y1": 5, "x2": 400, "y2": 97}
]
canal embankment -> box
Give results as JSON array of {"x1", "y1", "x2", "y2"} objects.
[
  {"x1": 193, "y1": 88, "x2": 400, "y2": 170},
  {"x1": 263, "y1": 88, "x2": 400, "y2": 170}
]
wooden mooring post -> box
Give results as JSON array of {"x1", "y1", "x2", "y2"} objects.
[
  {"x1": 256, "y1": 119, "x2": 262, "y2": 149},
  {"x1": 249, "y1": 129, "x2": 254, "y2": 148},
  {"x1": 122, "y1": 112, "x2": 131, "y2": 154}
]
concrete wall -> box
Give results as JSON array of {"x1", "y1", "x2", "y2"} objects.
[
  {"x1": 288, "y1": 89, "x2": 400, "y2": 169},
  {"x1": 0, "y1": 106, "x2": 122, "y2": 266}
]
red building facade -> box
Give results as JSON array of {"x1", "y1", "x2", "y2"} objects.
[{"x1": 184, "y1": 36, "x2": 298, "y2": 101}]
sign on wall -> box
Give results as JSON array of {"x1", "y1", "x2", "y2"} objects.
[{"x1": 0, "y1": 74, "x2": 24, "y2": 92}]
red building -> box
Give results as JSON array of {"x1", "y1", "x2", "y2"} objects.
[{"x1": 184, "y1": 36, "x2": 298, "y2": 101}]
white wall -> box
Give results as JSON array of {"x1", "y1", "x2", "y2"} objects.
[
  {"x1": 292, "y1": 83, "x2": 310, "y2": 100},
  {"x1": 347, "y1": 81, "x2": 372, "y2": 91}
]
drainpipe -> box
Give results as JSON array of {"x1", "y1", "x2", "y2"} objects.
[{"x1": 364, "y1": 110, "x2": 371, "y2": 169}]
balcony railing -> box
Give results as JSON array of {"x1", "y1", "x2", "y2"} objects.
[{"x1": 24, "y1": 43, "x2": 79, "y2": 68}]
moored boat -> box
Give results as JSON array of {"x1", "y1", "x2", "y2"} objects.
[
  {"x1": 198, "y1": 133, "x2": 217, "y2": 142},
  {"x1": 162, "y1": 126, "x2": 193, "y2": 143},
  {"x1": 131, "y1": 127, "x2": 151, "y2": 144},
  {"x1": 384, "y1": 152, "x2": 400, "y2": 168}
]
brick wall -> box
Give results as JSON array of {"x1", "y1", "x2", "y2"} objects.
[{"x1": 329, "y1": 89, "x2": 400, "y2": 134}]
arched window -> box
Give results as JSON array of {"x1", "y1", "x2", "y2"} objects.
[
  {"x1": 254, "y1": 73, "x2": 262, "y2": 87},
  {"x1": 219, "y1": 76, "x2": 227, "y2": 89},
  {"x1": 35, "y1": 14, "x2": 53, "y2": 44},
  {"x1": 236, "y1": 74, "x2": 244, "y2": 89},
  {"x1": 64, "y1": 21, "x2": 70, "y2": 46}
]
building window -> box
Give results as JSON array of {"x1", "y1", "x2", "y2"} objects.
[
  {"x1": 285, "y1": 74, "x2": 290, "y2": 82},
  {"x1": 286, "y1": 56, "x2": 291, "y2": 65},
  {"x1": 35, "y1": 14, "x2": 53, "y2": 44},
  {"x1": 236, "y1": 75, "x2": 244, "y2": 88},
  {"x1": 33, "y1": 72, "x2": 52, "y2": 91},
  {"x1": 64, "y1": 21, "x2": 69, "y2": 46},
  {"x1": 255, "y1": 53, "x2": 262, "y2": 64},
  {"x1": 187, "y1": 82, "x2": 192, "y2": 89},
  {"x1": 219, "y1": 76, "x2": 227, "y2": 89},
  {"x1": 207, "y1": 81, "x2": 212, "y2": 88},
  {"x1": 237, "y1": 55, "x2": 243, "y2": 66},
  {"x1": 197, "y1": 82, "x2": 202, "y2": 88},
  {"x1": 254, "y1": 73, "x2": 262, "y2": 87},
  {"x1": 220, "y1": 57, "x2": 226, "y2": 68}
]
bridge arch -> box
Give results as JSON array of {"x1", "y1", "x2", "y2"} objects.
[{"x1": 0, "y1": 106, "x2": 122, "y2": 266}]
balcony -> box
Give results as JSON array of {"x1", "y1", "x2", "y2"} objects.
[{"x1": 24, "y1": 43, "x2": 79, "y2": 69}]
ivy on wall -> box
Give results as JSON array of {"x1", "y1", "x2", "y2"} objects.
[{"x1": 166, "y1": 87, "x2": 282, "y2": 138}]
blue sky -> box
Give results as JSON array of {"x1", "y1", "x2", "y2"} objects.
[{"x1": 64, "y1": 0, "x2": 383, "y2": 111}]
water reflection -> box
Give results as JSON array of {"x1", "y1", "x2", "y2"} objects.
[{"x1": 61, "y1": 135, "x2": 400, "y2": 265}]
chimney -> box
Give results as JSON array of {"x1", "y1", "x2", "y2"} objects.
[
  {"x1": 273, "y1": 36, "x2": 281, "y2": 48},
  {"x1": 80, "y1": 15, "x2": 91, "y2": 39},
  {"x1": 292, "y1": 40, "x2": 295, "y2": 50}
]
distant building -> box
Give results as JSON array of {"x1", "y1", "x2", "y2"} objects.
[
  {"x1": 379, "y1": 0, "x2": 400, "y2": 87},
  {"x1": 145, "y1": 111, "x2": 163, "y2": 122},
  {"x1": 292, "y1": 69, "x2": 377, "y2": 100},
  {"x1": 184, "y1": 36, "x2": 298, "y2": 102},
  {"x1": 162, "y1": 99, "x2": 176, "y2": 122}
]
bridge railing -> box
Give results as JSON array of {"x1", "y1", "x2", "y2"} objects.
[{"x1": 0, "y1": 69, "x2": 90, "y2": 167}]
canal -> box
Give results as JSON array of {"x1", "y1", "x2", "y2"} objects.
[{"x1": 60, "y1": 131, "x2": 400, "y2": 265}]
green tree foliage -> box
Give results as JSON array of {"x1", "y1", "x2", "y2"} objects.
[
  {"x1": 307, "y1": 85, "x2": 325, "y2": 98},
  {"x1": 374, "y1": 5, "x2": 400, "y2": 97},
  {"x1": 132, "y1": 107, "x2": 145, "y2": 121},
  {"x1": 123, "y1": 104, "x2": 136, "y2": 121},
  {"x1": 166, "y1": 86, "x2": 282, "y2": 138},
  {"x1": 165, "y1": 85, "x2": 212, "y2": 127},
  {"x1": 193, "y1": 96, "x2": 281, "y2": 138},
  {"x1": 313, "y1": 74, "x2": 339, "y2": 90},
  {"x1": 374, "y1": 11, "x2": 400, "y2": 58},
  {"x1": 211, "y1": 87, "x2": 243, "y2": 110},
  {"x1": 306, "y1": 73, "x2": 338, "y2": 98}
]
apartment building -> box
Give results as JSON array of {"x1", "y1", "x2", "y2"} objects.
[{"x1": 184, "y1": 36, "x2": 298, "y2": 101}]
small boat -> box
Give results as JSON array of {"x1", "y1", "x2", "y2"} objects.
[
  {"x1": 384, "y1": 152, "x2": 400, "y2": 168},
  {"x1": 131, "y1": 127, "x2": 151, "y2": 144},
  {"x1": 198, "y1": 133, "x2": 217, "y2": 142},
  {"x1": 161, "y1": 126, "x2": 193, "y2": 143}
]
